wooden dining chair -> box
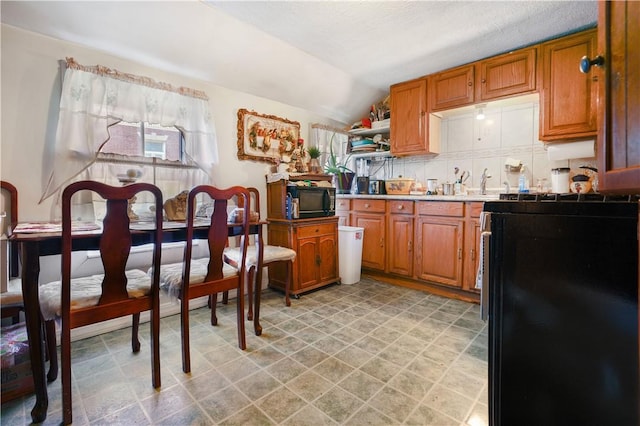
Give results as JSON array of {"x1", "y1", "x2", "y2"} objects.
[
  {"x1": 223, "y1": 187, "x2": 294, "y2": 324},
  {"x1": 155, "y1": 185, "x2": 250, "y2": 373},
  {"x1": 38, "y1": 181, "x2": 163, "y2": 425},
  {"x1": 1, "y1": 180, "x2": 22, "y2": 324}
]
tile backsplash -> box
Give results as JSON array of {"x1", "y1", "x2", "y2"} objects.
[{"x1": 368, "y1": 97, "x2": 597, "y2": 193}]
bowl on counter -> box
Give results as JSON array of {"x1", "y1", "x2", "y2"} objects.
[{"x1": 385, "y1": 178, "x2": 414, "y2": 195}]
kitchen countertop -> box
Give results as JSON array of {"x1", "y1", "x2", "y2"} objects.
[{"x1": 336, "y1": 193, "x2": 501, "y2": 202}]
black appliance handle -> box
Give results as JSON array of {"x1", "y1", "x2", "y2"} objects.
[
  {"x1": 477, "y1": 212, "x2": 491, "y2": 322},
  {"x1": 322, "y1": 189, "x2": 330, "y2": 214}
]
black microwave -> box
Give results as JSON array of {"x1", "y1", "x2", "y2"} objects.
[{"x1": 286, "y1": 186, "x2": 335, "y2": 219}]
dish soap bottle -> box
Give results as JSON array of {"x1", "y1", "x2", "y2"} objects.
[{"x1": 518, "y1": 165, "x2": 529, "y2": 193}]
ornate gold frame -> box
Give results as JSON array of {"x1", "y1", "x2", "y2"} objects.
[{"x1": 236, "y1": 109, "x2": 301, "y2": 163}]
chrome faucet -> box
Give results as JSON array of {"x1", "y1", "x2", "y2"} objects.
[
  {"x1": 480, "y1": 168, "x2": 491, "y2": 195},
  {"x1": 503, "y1": 180, "x2": 510, "y2": 194}
]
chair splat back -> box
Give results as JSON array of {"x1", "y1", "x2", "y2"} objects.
[{"x1": 60, "y1": 181, "x2": 163, "y2": 327}]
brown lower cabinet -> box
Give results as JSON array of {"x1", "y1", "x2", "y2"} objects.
[
  {"x1": 415, "y1": 202, "x2": 465, "y2": 288},
  {"x1": 462, "y1": 202, "x2": 483, "y2": 293},
  {"x1": 340, "y1": 197, "x2": 483, "y2": 301},
  {"x1": 386, "y1": 200, "x2": 414, "y2": 276},
  {"x1": 267, "y1": 217, "x2": 339, "y2": 296},
  {"x1": 351, "y1": 199, "x2": 386, "y2": 271}
]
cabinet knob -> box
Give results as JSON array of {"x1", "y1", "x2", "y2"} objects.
[
  {"x1": 579, "y1": 55, "x2": 604, "y2": 73},
  {"x1": 468, "y1": 81, "x2": 473, "y2": 86},
  {"x1": 398, "y1": 205, "x2": 404, "y2": 210},
  {"x1": 364, "y1": 203, "x2": 370, "y2": 208}
]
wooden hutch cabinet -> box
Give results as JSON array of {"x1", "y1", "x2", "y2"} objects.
[
  {"x1": 539, "y1": 29, "x2": 598, "y2": 141},
  {"x1": 266, "y1": 174, "x2": 340, "y2": 296},
  {"x1": 596, "y1": 1, "x2": 640, "y2": 194},
  {"x1": 267, "y1": 217, "x2": 339, "y2": 296}
]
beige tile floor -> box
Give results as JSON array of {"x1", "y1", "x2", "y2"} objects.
[{"x1": 1, "y1": 276, "x2": 488, "y2": 425}]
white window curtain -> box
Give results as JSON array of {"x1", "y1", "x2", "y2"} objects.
[
  {"x1": 40, "y1": 57, "x2": 218, "y2": 204},
  {"x1": 309, "y1": 124, "x2": 349, "y2": 171}
]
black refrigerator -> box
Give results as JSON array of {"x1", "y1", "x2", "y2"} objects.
[{"x1": 480, "y1": 194, "x2": 639, "y2": 426}]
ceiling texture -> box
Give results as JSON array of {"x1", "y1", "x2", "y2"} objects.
[{"x1": 1, "y1": 1, "x2": 597, "y2": 124}]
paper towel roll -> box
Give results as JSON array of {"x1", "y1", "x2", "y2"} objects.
[{"x1": 547, "y1": 140, "x2": 595, "y2": 161}]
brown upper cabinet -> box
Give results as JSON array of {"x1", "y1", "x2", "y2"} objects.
[
  {"x1": 430, "y1": 65, "x2": 475, "y2": 111},
  {"x1": 595, "y1": 1, "x2": 640, "y2": 194},
  {"x1": 430, "y1": 47, "x2": 537, "y2": 112},
  {"x1": 477, "y1": 47, "x2": 537, "y2": 101},
  {"x1": 539, "y1": 29, "x2": 598, "y2": 141},
  {"x1": 390, "y1": 78, "x2": 441, "y2": 156}
]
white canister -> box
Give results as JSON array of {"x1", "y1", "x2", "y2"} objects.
[{"x1": 551, "y1": 168, "x2": 570, "y2": 193}]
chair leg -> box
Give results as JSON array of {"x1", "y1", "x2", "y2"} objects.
[
  {"x1": 285, "y1": 260, "x2": 292, "y2": 307},
  {"x1": 45, "y1": 320, "x2": 58, "y2": 383},
  {"x1": 180, "y1": 296, "x2": 191, "y2": 374},
  {"x1": 132, "y1": 313, "x2": 141, "y2": 353},
  {"x1": 150, "y1": 306, "x2": 161, "y2": 388},
  {"x1": 236, "y1": 282, "x2": 246, "y2": 350},
  {"x1": 61, "y1": 320, "x2": 72, "y2": 425},
  {"x1": 210, "y1": 292, "x2": 218, "y2": 326},
  {"x1": 222, "y1": 291, "x2": 229, "y2": 305},
  {"x1": 247, "y1": 266, "x2": 255, "y2": 321}
]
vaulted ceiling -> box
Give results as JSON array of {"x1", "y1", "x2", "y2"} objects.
[{"x1": 1, "y1": 1, "x2": 597, "y2": 123}]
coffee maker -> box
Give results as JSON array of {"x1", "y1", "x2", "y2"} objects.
[{"x1": 356, "y1": 158, "x2": 370, "y2": 194}]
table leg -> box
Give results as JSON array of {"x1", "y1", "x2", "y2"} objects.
[{"x1": 21, "y1": 242, "x2": 48, "y2": 423}]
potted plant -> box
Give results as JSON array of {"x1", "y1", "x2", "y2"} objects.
[
  {"x1": 306, "y1": 145, "x2": 322, "y2": 173},
  {"x1": 323, "y1": 134, "x2": 354, "y2": 194}
]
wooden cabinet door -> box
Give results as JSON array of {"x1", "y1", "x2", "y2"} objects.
[
  {"x1": 387, "y1": 214, "x2": 413, "y2": 276},
  {"x1": 415, "y1": 216, "x2": 464, "y2": 288},
  {"x1": 540, "y1": 29, "x2": 598, "y2": 141},
  {"x1": 463, "y1": 217, "x2": 481, "y2": 293},
  {"x1": 463, "y1": 203, "x2": 483, "y2": 293},
  {"x1": 318, "y1": 234, "x2": 338, "y2": 283},
  {"x1": 297, "y1": 236, "x2": 319, "y2": 289},
  {"x1": 352, "y1": 213, "x2": 385, "y2": 271},
  {"x1": 390, "y1": 78, "x2": 431, "y2": 156},
  {"x1": 431, "y1": 65, "x2": 475, "y2": 111},
  {"x1": 386, "y1": 200, "x2": 414, "y2": 277},
  {"x1": 596, "y1": 1, "x2": 640, "y2": 194},
  {"x1": 478, "y1": 47, "x2": 537, "y2": 101}
]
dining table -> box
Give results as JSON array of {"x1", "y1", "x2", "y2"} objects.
[{"x1": 10, "y1": 219, "x2": 266, "y2": 423}]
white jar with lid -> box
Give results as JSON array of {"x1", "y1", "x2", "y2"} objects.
[{"x1": 551, "y1": 167, "x2": 570, "y2": 193}]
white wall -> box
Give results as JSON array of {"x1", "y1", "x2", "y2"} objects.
[
  {"x1": 0, "y1": 25, "x2": 346, "y2": 221},
  {"x1": 371, "y1": 98, "x2": 597, "y2": 193}
]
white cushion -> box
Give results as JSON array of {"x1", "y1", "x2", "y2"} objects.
[
  {"x1": 224, "y1": 245, "x2": 296, "y2": 266},
  {"x1": 155, "y1": 258, "x2": 238, "y2": 300},
  {"x1": 39, "y1": 269, "x2": 151, "y2": 321},
  {"x1": 0, "y1": 278, "x2": 23, "y2": 305}
]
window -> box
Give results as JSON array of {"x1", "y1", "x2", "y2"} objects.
[{"x1": 102, "y1": 122, "x2": 183, "y2": 161}]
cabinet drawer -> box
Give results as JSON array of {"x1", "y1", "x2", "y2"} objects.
[
  {"x1": 468, "y1": 202, "x2": 484, "y2": 218},
  {"x1": 417, "y1": 201, "x2": 464, "y2": 217},
  {"x1": 353, "y1": 199, "x2": 386, "y2": 213},
  {"x1": 297, "y1": 223, "x2": 335, "y2": 239},
  {"x1": 387, "y1": 200, "x2": 414, "y2": 215},
  {"x1": 336, "y1": 199, "x2": 351, "y2": 211}
]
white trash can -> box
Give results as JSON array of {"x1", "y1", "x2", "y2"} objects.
[{"x1": 338, "y1": 226, "x2": 364, "y2": 284}]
